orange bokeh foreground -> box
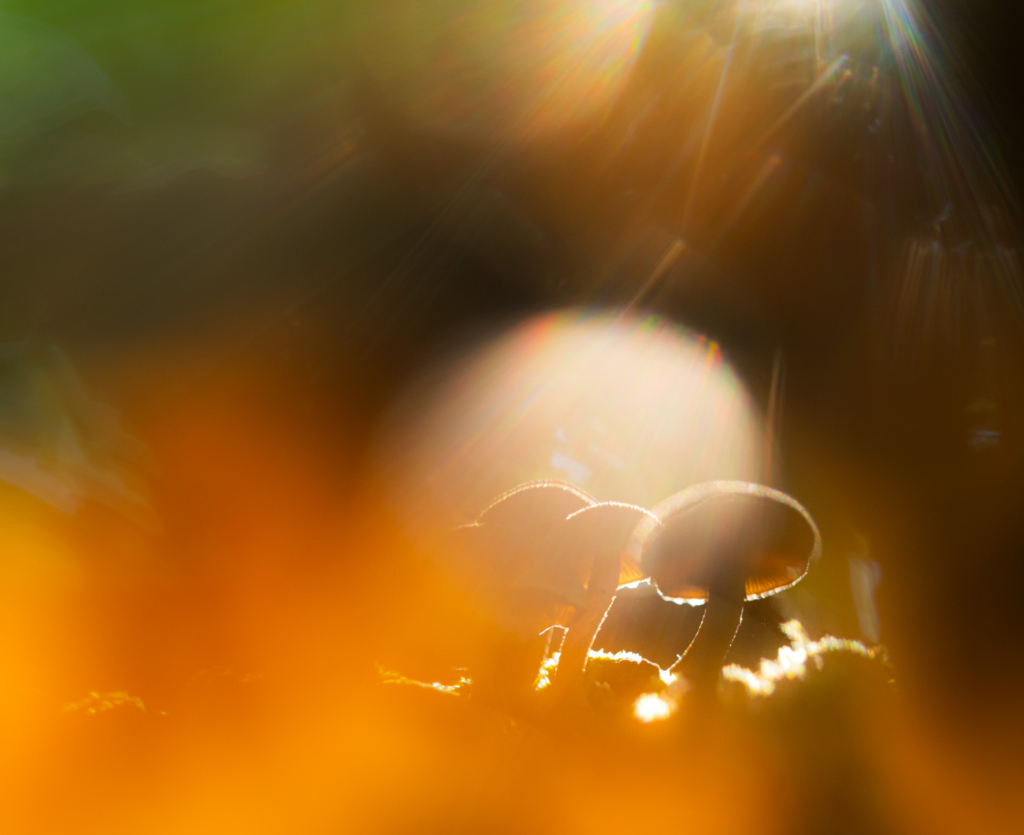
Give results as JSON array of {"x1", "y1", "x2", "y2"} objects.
[{"x1": 0, "y1": 344, "x2": 1020, "y2": 834}]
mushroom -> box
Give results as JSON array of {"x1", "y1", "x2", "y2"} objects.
[
  {"x1": 450, "y1": 481, "x2": 596, "y2": 611},
  {"x1": 541, "y1": 501, "x2": 657, "y2": 696},
  {"x1": 445, "y1": 481, "x2": 596, "y2": 700},
  {"x1": 457, "y1": 480, "x2": 597, "y2": 554},
  {"x1": 447, "y1": 482, "x2": 652, "y2": 702},
  {"x1": 635, "y1": 480, "x2": 821, "y2": 693}
]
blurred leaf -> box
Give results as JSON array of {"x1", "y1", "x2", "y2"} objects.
[{"x1": 0, "y1": 11, "x2": 128, "y2": 146}]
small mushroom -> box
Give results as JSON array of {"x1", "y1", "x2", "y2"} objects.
[
  {"x1": 448, "y1": 482, "x2": 652, "y2": 702},
  {"x1": 635, "y1": 480, "x2": 821, "y2": 693},
  {"x1": 450, "y1": 481, "x2": 596, "y2": 608},
  {"x1": 541, "y1": 501, "x2": 656, "y2": 696},
  {"x1": 446, "y1": 481, "x2": 597, "y2": 699},
  {"x1": 458, "y1": 480, "x2": 597, "y2": 547}
]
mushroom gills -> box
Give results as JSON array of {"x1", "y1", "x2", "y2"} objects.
[{"x1": 639, "y1": 481, "x2": 822, "y2": 695}]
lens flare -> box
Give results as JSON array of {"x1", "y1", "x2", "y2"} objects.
[
  {"x1": 353, "y1": 0, "x2": 656, "y2": 142},
  {"x1": 380, "y1": 309, "x2": 764, "y2": 531}
]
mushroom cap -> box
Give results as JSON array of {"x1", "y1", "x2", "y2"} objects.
[
  {"x1": 634, "y1": 481, "x2": 821, "y2": 602},
  {"x1": 455, "y1": 481, "x2": 596, "y2": 579},
  {"x1": 472, "y1": 480, "x2": 597, "y2": 529},
  {"x1": 447, "y1": 485, "x2": 649, "y2": 633},
  {"x1": 446, "y1": 481, "x2": 596, "y2": 625},
  {"x1": 534, "y1": 501, "x2": 656, "y2": 601}
]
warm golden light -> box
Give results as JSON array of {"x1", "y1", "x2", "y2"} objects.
[
  {"x1": 1, "y1": 0, "x2": 1017, "y2": 830},
  {"x1": 633, "y1": 692, "x2": 675, "y2": 723},
  {"x1": 61, "y1": 690, "x2": 151, "y2": 715},
  {"x1": 378, "y1": 666, "x2": 470, "y2": 696},
  {"x1": 721, "y1": 619, "x2": 888, "y2": 697},
  {"x1": 380, "y1": 310, "x2": 764, "y2": 532},
  {"x1": 353, "y1": 0, "x2": 656, "y2": 142}
]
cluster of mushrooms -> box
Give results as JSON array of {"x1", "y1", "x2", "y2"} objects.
[{"x1": 447, "y1": 479, "x2": 822, "y2": 706}]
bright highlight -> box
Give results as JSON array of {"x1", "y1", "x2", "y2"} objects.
[
  {"x1": 62, "y1": 691, "x2": 151, "y2": 715},
  {"x1": 382, "y1": 310, "x2": 764, "y2": 531},
  {"x1": 378, "y1": 666, "x2": 470, "y2": 696},
  {"x1": 354, "y1": 0, "x2": 656, "y2": 142},
  {"x1": 633, "y1": 692, "x2": 675, "y2": 723},
  {"x1": 722, "y1": 620, "x2": 888, "y2": 697}
]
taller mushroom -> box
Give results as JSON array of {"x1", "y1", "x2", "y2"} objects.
[
  {"x1": 635, "y1": 480, "x2": 821, "y2": 692},
  {"x1": 542, "y1": 500, "x2": 656, "y2": 695}
]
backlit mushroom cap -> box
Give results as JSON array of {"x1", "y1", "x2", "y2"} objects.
[
  {"x1": 447, "y1": 481, "x2": 599, "y2": 627},
  {"x1": 448, "y1": 485, "x2": 651, "y2": 636},
  {"x1": 535, "y1": 501, "x2": 655, "y2": 602},
  {"x1": 470, "y1": 480, "x2": 597, "y2": 535},
  {"x1": 456, "y1": 481, "x2": 595, "y2": 583},
  {"x1": 634, "y1": 481, "x2": 821, "y2": 602}
]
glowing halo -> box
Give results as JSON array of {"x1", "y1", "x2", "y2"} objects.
[
  {"x1": 351, "y1": 0, "x2": 656, "y2": 142},
  {"x1": 377, "y1": 309, "x2": 765, "y2": 532}
]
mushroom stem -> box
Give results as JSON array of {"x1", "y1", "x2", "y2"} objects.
[
  {"x1": 551, "y1": 548, "x2": 622, "y2": 697},
  {"x1": 671, "y1": 583, "x2": 745, "y2": 693}
]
